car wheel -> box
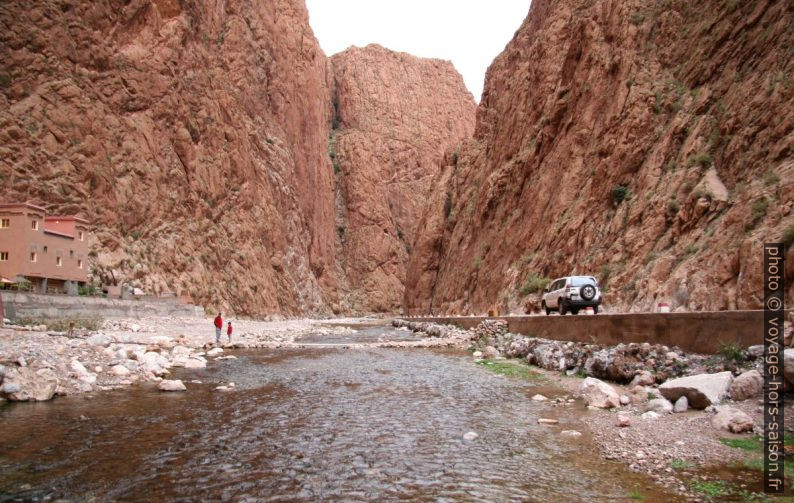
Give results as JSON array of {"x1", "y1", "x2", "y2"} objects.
[
  {"x1": 559, "y1": 301, "x2": 567, "y2": 315},
  {"x1": 542, "y1": 301, "x2": 551, "y2": 316},
  {"x1": 593, "y1": 305, "x2": 599, "y2": 314},
  {"x1": 571, "y1": 308, "x2": 579, "y2": 315}
]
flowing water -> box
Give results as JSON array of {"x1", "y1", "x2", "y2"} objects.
[{"x1": 0, "y1": 321, "x2": 679, "y2": 502}]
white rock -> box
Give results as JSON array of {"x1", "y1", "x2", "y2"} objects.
[
  {"x1": 130, "y1": 323, "x2": 141, "y2": 332},
  {"x1": 711, "y1": 406, "x2": 754, "y2": 433},
  {"x1": 617, "y1": 413, "x2": 631, "y2": 427},
  {"x1": 658, "y1": 371, "x2": 734, "y2": 409},
  {"x1": 184, "y1": 358, "x2": 207, "y2": 369},
  {"x1": 560, "y1": 430, "x2": 582, "y2": 438},
  {"x1": 70, "y1": 359, "x2": 89, "y2": 376},
  {"x1": 531, "y1": 394, "x2": 549, "y2": 401},
  {"x1": 645, "y1": 398, "x2": 674, "y2": 414},
  {"x1": 207, "y1": 348, "x2": 224, "y2": 357},
  {"x1": 629, "y1": 370, "x2": 655, "y2": 388},
  {"x1": 673, "y1": 396, "x2": 689, "y2": 413},
  {"x1": 87, "y1": 334, "x2": 112, "y2": 347},
  {"x1": 111, "y1": 365, "x2": 130, "y2": 376},
  {"x1": 619, "y1": 395, "x2": 630, "y2": 406},
  {"x1": 158, "y1": 379, "x2": 186, "y2": 392},
  {"x1": 0, "y1": 367, "x2": 58, "y2": 401},
  {"x1": 79, "y1": 374, "x2": 97, "y2": 385},
  {"x1": 472, "y1": 351, "x2": 483, "y2": 358},
  {"x1": 214, "y1": 386, "x2": 232, "y2": 392},
  {"x1": 94, "y1": 366, "x2": 102, "y2": 373},
  {"x1": 463, "y1": 431, "x2": 479, "y2": 441},
  {"x1": 641, "y1": 411, "x2": 660, "y2": 420},
  {"x1": 579, "y1": 377, "x2": 620, "y2": 409},
  {"x1": 538, "y1": 418, "x2": 559, "y2": 425}
]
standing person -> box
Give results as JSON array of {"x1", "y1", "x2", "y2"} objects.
[
  {"x1": 214, "y1": 312, "x2": 223, "y2": 344},
  {"x1": 227, "y1": 321, "x2": 233, "y2": 343}
]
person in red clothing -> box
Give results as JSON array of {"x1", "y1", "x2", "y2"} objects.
[
  {"x1": 214, "y1": 312, "x2": 223, "y2": 344},
  {"x1": 227, "y1": 321, "x2": 233, "y2": 343}
]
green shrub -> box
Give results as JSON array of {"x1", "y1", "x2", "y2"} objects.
[
  {"x1": 719, "y1": 341, "x2": 744, "y2": 362},
  {"x1": 611, "y1": 185, "x2": 630, "y2": 205},
  {"x1": 783, "y1": 224, "x2": 794, "y2": 249},
  {"x1": 667, "y1": 199, "x2": 680, "y2": 213},
  {"x1": 687, "y1": 152, "x2": 713, "y2": 169},
  {"x1": 764, "y1": 170, "x2": 781, "y2": 186},
  {"x1": 473, "y1": 256, "x2": 484, "y2": 270},
  {"x1": 750, "y1": 197, "x2": 768, "y2": 224},
  {"x1": 518, "y1": 273, "x2": 551, "y2": 296},
  {"x1": 630, "y1": 12, "x2": 645, "y2": 25},
  {"x1": 443, "y1": 193, "x2": 452, "y2": 219}
]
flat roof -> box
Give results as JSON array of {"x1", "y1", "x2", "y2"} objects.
[
  {"x1": 46, "y1": 215, "x2": 90, "y2": 224},
  {"x1": 0, "y1": 202, "x2": 47, "y2": 213}
]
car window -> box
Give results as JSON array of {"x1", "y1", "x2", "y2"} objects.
[{"x1": 570, "y1": 277, "x2": 596, "y2": 286}]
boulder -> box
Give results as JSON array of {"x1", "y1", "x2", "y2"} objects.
[
  {"x1": 0, "y1": 367, "x2": 58, "y2": 401},
  {"x1": 111, "y1": 364, "x2": 130, "y2": 376},
  {"x1": 483, "y1": 346, "x2": 499, "y2": 359},
  {"x1": 783, "y1": 349, "x2": 794, "y2": 385},
  {"x1": 207, "y1": 347, "x2": 224, "y2": 357},
  {"x1": 158, "y1": 379, "x2": 186, "y2": 392},
  {"x1": 711, "y1": 406, "x2": 754, "y2": 433},
  {"x1": 746, "y1": 345, "x2": 764, "y2": 359},
  {"x1": 617, "y1": 413, "x2": 631, "y2": 427},
  {"x1": 730, "y1": 370, "x2": 763, "y2": 401},
  {"x1": 579, "y1": 377, "x2": 620, "y2": 409},
  {"x1": 184, "y1": 358, "x2": 207, "y2": 369},
  {"x1": 645, "y1": 398, "x2": 674, "y2": 414},
  {"x1": 673, "y1": 396, "x2": 689, "y2": 413},
  {"x1": 641, "y1": 411, "x2": 660, "y2": 420},
  {"x1": 658, "y1": 371, "x2": 733, "y2": 409},
  {"x1": 628, "y1": 385, "x2": 649, "y2": 404},
  {"x1": 87, "y1": 333, "x2": 112, "y2": 347},
  {"x1": 629, "y1": 370, "x2": 655, "y2": 387}
]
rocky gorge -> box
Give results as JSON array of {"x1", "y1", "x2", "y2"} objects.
[{"x1": 0, "y1": 0, "x2": 475, "y2": 316}]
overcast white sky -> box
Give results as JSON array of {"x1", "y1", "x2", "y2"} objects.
[{"x1": 305, "y1": 1, "x2": 531, "y2": 101}]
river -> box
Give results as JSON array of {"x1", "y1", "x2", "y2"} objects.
[{"x1": 0, "y1": 321, "x2": 679, "y2": 501}]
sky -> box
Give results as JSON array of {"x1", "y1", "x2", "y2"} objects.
[{"x1": 305, "y1": 1, "x2": 531, "y2": 102}]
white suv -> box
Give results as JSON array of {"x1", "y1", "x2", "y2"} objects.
[{"x1": 541, "y1": 276, "x2": 602, "y2": 315}]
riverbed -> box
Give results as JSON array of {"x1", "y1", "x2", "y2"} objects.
[{"x1": 0, "y1": 322, "x2": 678, "y2": 501}]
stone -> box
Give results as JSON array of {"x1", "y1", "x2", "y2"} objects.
[
  {"x1": 658, "y1": 372, "x2": 734, "y2": 409},
  {"x1": 483, "y1": 346, "x2": 499, "y2": 359},
  {"x1": 628, "y1": 385, "x2": 649, "y2": 405},
  {"x1": 711, "y1": 406, "x2": 754, "y2": 433},
  {"x1": 111, "y1": 365, "x2": 130, "y2": 377},
  {"x1": 560, "y1": 430, "x2": 582, "y2": 438},
  {"x1": 531, "y1": 394, "x2": 549, "y2": 401},
  {"x1": 783, "y1": 349, "x2": 794, "y2": 385},
  {"x1": 617, "y1": 413, "x2": 631, "y2": 427},
  {"x1": 537, "y1": 418, "x2": 559, "y2": 425},
  {"x1": 130, "y1": 324, "x2": 141, "y2": 332},
  {"x1": 214, "y1": 386, "x2": 233, "y2": 392},
  {"x1": 158, "y1": 379, "x2": 186, "y2": 392},
  {"x1": 673, "y1": 396, "x2": 689, "y2": 413},
  {"x1": 747, "y1": 345, "x2": 764, "y2": 359},
  {"x1": 207, "y1": 347, "x2": 224, "y2": 357},
  {"x1": 641, "y1": 411, "x2": 660, "y2": 420},
  {"x1": 0, "y1": 367, "x2": 58, "y2": 401},
  {"x1": 645, "y1": 398, "x2": 674, "y2": 414},
  {"x1": 579, "y1": 377, "x2": 620, "y2": 409},
  {"x1": 463, "y1": 431, "x2": 479, "y2": 441},
  {"x1": 70, "y1": 359, "x2": 90, "y2": 376},
  {"x1": 629, "y1": 370, "x2": 655, "y2": 388},
  {"x1": 730, "y1": 370, "x2": 763, "y2": 401},
  {"x1": 619, "y1": 395, "x2": 630, "y2": 405},
  {"x1": 472, "y1": 351, "x2": 483, "y2": 358},
  {"x1": 184, "y1": 358, "x2": 207, "y2": 369}
]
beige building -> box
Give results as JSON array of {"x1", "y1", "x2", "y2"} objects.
[{"x1": 0, "y1": 202, "x2": 89, "y2": 295}]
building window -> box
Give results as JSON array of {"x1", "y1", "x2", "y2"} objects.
[
  {"x1": 0, "y1": 252, "x2": 8, "y2": 261},
  {"x1": 31, "y1": 220, "x2": 38, "y2": 230},
  {"x1": 56, "y1": 257, "x2": 62, "y2": 267},
  {"x1": 43, "y1": 246, "x2": 48, "y2": 253},
  {"x1": 70, "y1": 250, "x2": 74, "y2": 258},
  {"x1": 78, "y1": 259, "x2": 83, "y2": 269},
  {"x1": 0, "y1": 219, "x2": 9, "y2": 228},
  {"x1": 30, "y1": 252, "x2": 36, "y2": 263},
  {"x1": 79, "y1": 231, "x2": 84, "y2": 241}
]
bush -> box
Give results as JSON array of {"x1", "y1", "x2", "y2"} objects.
[
  {"x1": 443, "y1": 193, "x2": 452, "y2": 219},
  {"x1": 519, "y1": 273, "x2": 550, "y2": 296},
  {"x1": 782, "y1": 224, "x2": 794, "y2": 249},
  {"x1": 667, "y1": 199, "x2": 680, "y2": 213},
  {"x1": 750, "y1": 197, "x2": 769, "y2": 224},
  {"x1": 719, "y1": 341, "x2": 744, "y2": 362},
  {"x1": 764, "y1": 170, "x2": 781, "y2": 186},
  {"x1": 687, "y1": 152, "x2": 713, "y2": 169},
  {"x1": 611, "y1": 185, "x2": 630, "y2": 205}
]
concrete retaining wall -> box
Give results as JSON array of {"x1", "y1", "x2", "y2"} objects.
[
  {"x1": 407, "y1": 310, "x2": 793, "y2": 354},
  {"x1": 1, "y1": 291, "x2": 204, "y2": 320}
]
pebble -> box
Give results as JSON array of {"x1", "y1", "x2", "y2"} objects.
[
  {"x1": 560, "y1": 430, "x2": 582, "y2": 438},
  {"x1": 463, "y1": 431, "x2": 479, "y2": 441},
  {"x1": 531, "y1": 394, "x2": 548, "y2": 401},
  {"x1": 538, "y1": 418, "x2": 559, "y2": 425}
]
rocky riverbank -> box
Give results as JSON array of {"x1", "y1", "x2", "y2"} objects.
[
  {"x1": 394, "y1": 318, "x2": 794, "y2": 501},
  {"x1": 0, "y1": 316, "x2": 366, "y2": 402}
]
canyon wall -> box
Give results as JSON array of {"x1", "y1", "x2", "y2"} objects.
[
  {"x1": 0, "y1": 2, "x2": 476, "y2": 315},
  {"x1": 405, "y1": 0, "x2": 794, "y2": 315},
  {"x1": 331, "y1": 45, "x2": 476, "y2": 312},
  {"x1": 0, "y1": 0, "x2": 338, "y2": 315}
]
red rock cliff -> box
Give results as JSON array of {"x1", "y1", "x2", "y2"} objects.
[
  {"x1": 0, "y1": 0, "x2": 339, "y2": 315},
  {"x1": 405, "y1": 0, "x2": 794, "y2": 315},
  {"x1": 330, "y1": 45, "x2": 476, "y2": 313}
]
